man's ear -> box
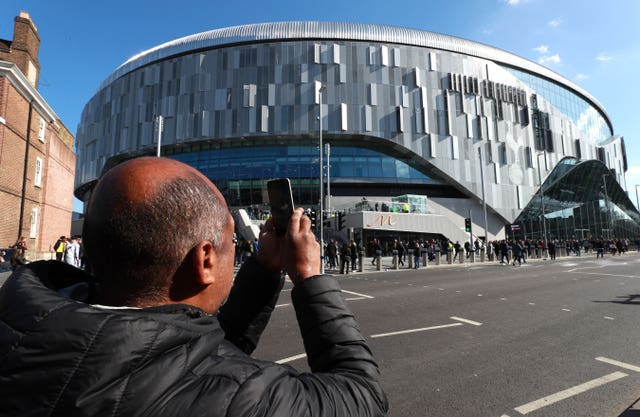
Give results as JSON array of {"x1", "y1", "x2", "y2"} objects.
[{"x1": 190, "y1": 240, "x2": 216, "y2": 285}]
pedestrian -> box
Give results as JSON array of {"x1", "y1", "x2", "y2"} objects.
[
  {"x1": 63, "y1": 236, "x2": 79, "y2": 267},
  {"x1": 453, "y1": 241, "x2": 461, "y2": 261},
  {"x1": 350, "y1": 240, "x2": 359, "y2": 271},
  {"x1": 0, "y1": 157, "x2": 387, "y2": 416},
  {"x1": 413, "y1": 242, "x2": 421, "y2": 268},
  {"x1": 340, "y1": 241, "x2": 351, "y2": 274},
  {"x1": 396, "y1": 240, "x2": 405, "y2": 266},
  {"x1": 53, "y1": 236, "x2": 66, "y2": 262},
  {"x1": 371, "y1": 238, "x2": 381, "y2": 265},
  {"x1": 10, "y1": 248, "x2": 26, "y2": 271},
  {"x1": 500, "y1": 240, "x2": 510, "y2": 264}
]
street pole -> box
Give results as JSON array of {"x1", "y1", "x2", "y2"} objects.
[
  {"x1": 156, "y1": 115, "x2": 164, "y2": 157},
  {"x1": 536, "y1": 151, "x2": 548, "y2": 252},
  {"x1": 326, "y1": 143, "x2": 331, "y2": 215},
  {"x1": 603, "y1": 173, "x2": 612, "y2": 239},
  {"x1": 635, "y1": 184, "x2": 640, "y2": 212},
  {"x1": 478, "y1": 147, "x2": 489, "y2": 244},
  {"x1": 318, "y1": 84, "x2": 326, "y2": 274}
]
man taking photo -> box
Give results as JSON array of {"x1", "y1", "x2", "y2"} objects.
[{"x1": 0, "y1": 157, "x2": 387, "y2": 416}]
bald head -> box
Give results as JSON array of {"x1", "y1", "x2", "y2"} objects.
[{"x1": 83, "y1": 157, "x2": 231, "y2": 305}]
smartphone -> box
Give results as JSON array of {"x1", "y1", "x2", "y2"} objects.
[{"x1": 267, "y1": 178, "x2": 295, "y2": 236}]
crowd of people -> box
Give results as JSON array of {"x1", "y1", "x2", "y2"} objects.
[{"x1": 311, "y1": 236, "x2": 639, "y2": 273}]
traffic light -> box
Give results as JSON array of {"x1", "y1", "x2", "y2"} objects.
[
  {"x1": 337, "y1": 211, "x2": 346, "y2": 231},
  {"x1": 323, "y1": 212, "x2": 331, "y2": 228},
  {"x1": 309, "y1": 210, "x2": 317, "y2": 229},
  {"x1": 464, "y1": 217, "x2": 472, "y2": 233}
]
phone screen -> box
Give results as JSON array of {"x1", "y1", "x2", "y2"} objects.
[{"x1": 267, "y1": 178, "x2": 294, "y2": 235}]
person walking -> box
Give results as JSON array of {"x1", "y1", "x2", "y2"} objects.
[
  {"x1": 413, "y1": 242, "x2": 421, "y2": 268},
  {"x1": 53, "y1": 236, "x2": 66, "y2": 262}
]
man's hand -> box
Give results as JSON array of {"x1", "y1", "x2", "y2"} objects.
[
  {"x1": 256, "y1": 218, "x2": 284, "y2": 274},
  {"x1": 283, "y1": 208, "x2": 320, "y2": 285}
]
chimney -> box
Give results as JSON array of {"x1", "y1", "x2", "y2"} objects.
[{"x1": 11, "y1": 11, "x2": 41, "y2": 87}]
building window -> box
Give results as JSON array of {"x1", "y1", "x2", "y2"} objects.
[
  {"x1": 34, "y1": 157, "x2": 43, "y2": 187},
  {"x1": 30, "y1": 207, "x2": 39, "y2": 239},
  {"x1": 524, "y1": 147, "x2": 533, "y2": 168},
  {"x1": 38, "y1": 118, "x2": 46, "y2": 142},
  {"x1": 499, "y1": 143, "x2": 507, "y2": 165}
]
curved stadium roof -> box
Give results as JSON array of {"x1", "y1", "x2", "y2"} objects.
[{"x1": 99, "y1": 21, "x2": 609, "y2": 126}]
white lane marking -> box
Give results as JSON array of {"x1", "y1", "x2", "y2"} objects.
[
  {"x1": 345, "y1": 297, "x2": 367, "y2": 301},
  {"x1": 370, "y1": 323, "x2": 462, "y2": 339},
  {"x1": 562, "y1": 308, "x2": 571, "y2": 312},
  {"x1": 513, "y1": 371, "x2": 628, "y2": 414},
  {"x1": 438, "y1": 288, "x2": 445, "y2": 291},
  {"x1": 604, "y1": 316, "x2": 615, "y2": 320},
  {"x1": 275, "y1": 303, "x2": 291, "y2": 308},
  {"x1": 341, "y1": 289, "x2": 374, "y2": 299},
  {"x1": 501, "y1": 297, "x2": 508, "y2": 301},
  {"x1": 450, "y1": 316, "x2": 483, "y2": 326},
  {"x1": 477, "y1": 294, "x2": 483, "y2": 297},
  {"x1": 528, "y1": 302, "x2": 536, "y2": 306},
  {"x1": 596, "y1": 357, "x2": 640, "y2": 373},
  {"x1": 275, "y1": 353, "x2": 307, "y2": 364},
  {"x1": 567, "y1": 270, "x2": 639, "y2": 279},
  {"x1": 456, "y1": 290, "x2": 461, "y2": 293}
]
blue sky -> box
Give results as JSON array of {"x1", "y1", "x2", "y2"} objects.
[{"x1": 3, "y1": 0, "x2": 639, "y2": 211}]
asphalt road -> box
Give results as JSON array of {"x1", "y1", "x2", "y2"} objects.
[{"x1": 253, "y1": 253, "x2": 640, "y2": 417}]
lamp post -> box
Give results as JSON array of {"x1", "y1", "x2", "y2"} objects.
[
  {"x1": 635, "y1": 184, "x2": 640, "y2": 212},
  {"x1": 478, "y1": 147, "x2": 489, "y2": 244},
  {"x1": 536, "y1": 151, "x2": 548, "y2": 252},
  {"x1": 602, "y1": 173, "x2": 612, "y2": 239},
  {"x1": 318, "y1": 84, "x2": 326, "y2": 274},
  {"x1": 156, "y1": 115, "x2": 164, "y2": 157}
]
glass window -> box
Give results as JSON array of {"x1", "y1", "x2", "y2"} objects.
[{"x1": 34, "y1": 157, "x2": 43, "y2": 187}]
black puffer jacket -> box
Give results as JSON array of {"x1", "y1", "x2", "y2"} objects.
[{"x1": 0, "y1": 259, "x2": 387, "y2": 416}]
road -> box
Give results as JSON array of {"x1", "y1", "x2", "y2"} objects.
[{"x1": 252, "y1": 253, "x2": 640, "y2": 417}]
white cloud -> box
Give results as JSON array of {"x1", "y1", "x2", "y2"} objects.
[
  {"x1": 504, "y1": 0, "x2": 526, "y2": 5},
  {"x1": 596, "y1": 52, "x2": 613, "y2": 62},
  {"x1": 548, "y1": 18, "x2": 562, "y2": 27},
  {"x1": 575, "y1": 73, "x2": 590, "y2": 81},
  {"x1": 533, "y1": 45, "x2": 549, "y2": 54},
  {"x1": 538, "y1": 54, "x2": 561, "y2": 65}
]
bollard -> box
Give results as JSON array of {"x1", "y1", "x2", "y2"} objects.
[
  {"x1": 470, "y1": 249, "x2": 475, "y2": 263},
  {"x1": 376, "y1": 250, "x2": 382, "y2": 271},
  {"x1": 358, "y1": 251, "x2": 364, "y2": 272},
  {"x1": 508, "y1": 249, "x2": 513, "y2": 262},
  {"x1": 459, "y1": 251, "x2": 464, "y2": 264},
  {"x1": 536, "y1": 248, "x2": 541, "y2": 259},
  {"x1": 435, "y1": 251, "x2": 441, "y2": 265},
  {"x1": 392, "y1": 250, "x2": 399, "y2": 270},
  {"x1": 447, "y1": 248, "x2": 453, "y2": 264},
  {"x1": 543, "y1": 248, "x2": 548, "y2": 260},
  {"x1": 480, "y1": 247, "x2": 485, "y2": 262},
  {"x1": 408, "y1": 253, "x2": 414, "y2": 269},
  {"x1": 422, "y1": 248, "x2": 428, "y2": 268}
]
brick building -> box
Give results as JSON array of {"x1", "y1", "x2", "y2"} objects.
[{"x1": 0, "y1": 11, "x2": 75, "y2": 257}]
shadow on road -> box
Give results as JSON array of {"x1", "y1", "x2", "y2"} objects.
[{"x1": 593, "y1": 294, "x2": 640, "y2": 305}]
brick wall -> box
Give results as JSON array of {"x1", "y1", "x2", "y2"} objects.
[{"x1": 0, "y1": 77, "x2": 75, "y2": 253}]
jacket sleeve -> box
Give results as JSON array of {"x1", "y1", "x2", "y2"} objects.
[
  {"x1": 228, "y1": 275, "x2": 388, "y2": 417},
  {"x1": 217, "y1": 257, "x2": 284, "y2": 354}
]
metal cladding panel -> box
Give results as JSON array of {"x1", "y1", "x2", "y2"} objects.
[{"x1": 99, "y1": 22, "x2": 606, "y2": 120}]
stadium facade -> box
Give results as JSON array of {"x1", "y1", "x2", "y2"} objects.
[{"x1": 75, "y1": 22, "x2": 639, "y2": 243}]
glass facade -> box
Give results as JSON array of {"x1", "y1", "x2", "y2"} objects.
[
  {"x1": 163, "y1": 141, "x2": 441, "y2": 206},
  {"x1": 514, "y1": 158, "x2": 640, "y2": 240},
  {"x1": 504, "y1": 67, "x2": 612, "y2": 146}
]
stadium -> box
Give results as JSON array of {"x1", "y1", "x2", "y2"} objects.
[{"x1": 75, "y1": 22, "x2": 640, "y2": 244}]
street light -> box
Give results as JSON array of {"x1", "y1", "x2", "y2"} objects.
[
  {"x1": 318, "y1": 83, "x2": 326, "y2": 274},
  {"x1": 602, "y1": 173, "x2": 612, "y2": 239},
  {"x1": 478, "y1": 147, "x2": 489, "y2": 244},
  {"x1": 156, "y1": 115, "x2": 163, "y2": 157},
  {"x1": 536, "y1": 151, "x2": 548, "y2": 254}
]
